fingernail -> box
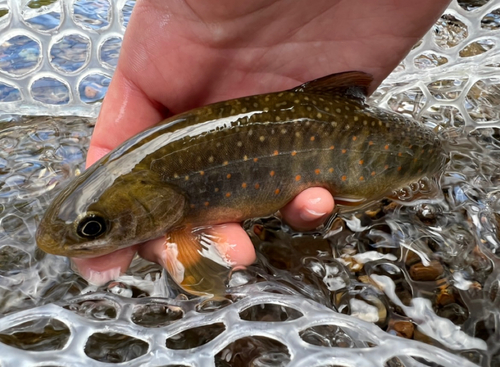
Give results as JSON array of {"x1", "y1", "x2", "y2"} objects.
[{"x1": 299, "y1": 207, "x2": 327, "y2": 222}]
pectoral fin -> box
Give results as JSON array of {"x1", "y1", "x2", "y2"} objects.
[{"x1": 163, "y1": 226, "x2": 233, "y2": 296}]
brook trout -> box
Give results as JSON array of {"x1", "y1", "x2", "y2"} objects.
[{"x1": 36, "y1": 72, "x2": 446, "y2": 293}]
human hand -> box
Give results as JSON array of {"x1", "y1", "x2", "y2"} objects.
[{"x1": 73, "y1": 0, "x2": 450, "y2": 285}]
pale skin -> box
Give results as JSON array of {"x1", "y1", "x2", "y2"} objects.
[{"x1": 73, "y1": 0, "x2": 451, "y2": 285}]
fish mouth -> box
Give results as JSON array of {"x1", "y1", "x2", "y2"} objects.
[{"x1": 62, "y1": 240, "x2": 118, "y2": 258}]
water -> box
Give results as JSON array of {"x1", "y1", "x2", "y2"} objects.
[{"x1": 0, "y1": 0, "x2": 500, "y2": 366}]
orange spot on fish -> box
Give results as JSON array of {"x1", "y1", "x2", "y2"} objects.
[
  {"x1": 226, "y1": 174, "x2": 231, "y2": 179},
  {"x1": 329, "y1": 168, "x2": 334, "y2": 173},
  {"x1": 273, "y1": 150, "x2": 279, "y2": 156},
  {"x1": 371, "y1": 171, "x2": 376, "y2": 176},
  {"x1": 352, "y1": 136, "x2": 357, "y2": 141},
  {"x1": 275, "y1": 188, "x2": 280, "y2": 195},
  {"x1": 341, "y1": 175, "x2": 347, "y2": 181},
  {"x1": 359, "y1": 160, "x2": 364, "y2": 165},
  {"x1": 397, "y1": 166, "x2": 402, "y2": 171},
  {"x1": 384, "y1": 144, "x2": 389, "y2": 150},
  {"x1": 242, "y1": 183, "x2": 247, "y2": 188},
  {"x1": 310, "y1": 136, "x2": 315, "y2": 141},
  {"x1": 223, "y1": 161, "x2": 229, "y2": 166},
  {"x1": 190, "y1": 204, "x2": 195, "y2": 209},
  {"x1": 204, "y1": 201, "x2": 209, "y2": 206},
  {"x1": 384, "y1": 165, "x2": 389, "y2": 170},
  {"x1": 359, "y1": 176, "x2": 364, "y2": 181},
  {"x1": 291, "y1": 151, "x2": 297, "y2": 156},
  {"x1": 315, "y1": 169, "x2": 321, "y2": 175},
  {"x1": 226, "y1": 192, "x2": 231, "y2": 197},
  {"x1": 199, "y1": 171, "x2": 205, "y2": 176},
  {"x1": 398, "y1": 152, "x2": 402, "y2": 157},
  {"x1": 254, "y1": 158, "x2": 259, "y2": 162},
  {"x1": 368, "y1": 141, "x2": 374, "y2": 146},
  {"x1": 254, "y1": 183, "x2": 260, "y2": 189},
  {"x1": 295, "y1": 175, "x2": 301, "y2": 181},
  {"x1": 270, "y1": 171, "x2": 275, "y2": 177},
  {"x1": 214, "y1": 188, "x2": 219, "y2": 192},
  {"x1": 342, "y1": 149, "x2": 347, "y2": 154},
  {"x1": 329, "y1": 146, "x2": 334, "y2": 150}
]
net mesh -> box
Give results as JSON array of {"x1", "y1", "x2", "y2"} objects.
[{"x1": 0, "y1": 1, "x2": 499, "y2": 366}]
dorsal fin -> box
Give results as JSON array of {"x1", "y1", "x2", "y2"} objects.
[{"x1": 292, "y1": 71, "x2": 373, "y2": 99}]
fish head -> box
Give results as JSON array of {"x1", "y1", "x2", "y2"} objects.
[{"x1": 36, "y1": 164, "x2": 186, "y2": 258}]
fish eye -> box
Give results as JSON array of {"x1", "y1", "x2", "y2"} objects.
[{"x1": 76, "y1": 213, "x2": 107, "y2": 239}]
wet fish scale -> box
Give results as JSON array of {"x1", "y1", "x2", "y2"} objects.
[{"x1": 36, "y1": 72, "x2": 446, "y2": 258}]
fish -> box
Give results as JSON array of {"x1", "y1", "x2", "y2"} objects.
[{"x1": 36, "y1": 71, "x2": 446, "y2": 294}]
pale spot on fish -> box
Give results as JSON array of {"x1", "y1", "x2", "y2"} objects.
[
  {"x1": 237, "y1": 142, "x2": 242, "y2": 147},
  {"x1": 316, "y1": 113, "x2": 322, "y2": 118},
  {"x1": 208, "y1": 156, "x2": 214, "y2": 163},
  {"x1": 259, "y1": 136, "x2": 265, "y2": 142}
]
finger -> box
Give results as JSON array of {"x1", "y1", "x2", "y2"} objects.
[
  {"x1": 138, "y1": 223, "x2": 256, "y2": 267},
  {"x1": 71, "y1": 245, "x2": 139, "y2": 286},
  {"x1": 86, "y1": 68, "x2": 167, "y2": 167},
  {"x1": 281, "y1": 187, "x2": 335, "y2": 231}
]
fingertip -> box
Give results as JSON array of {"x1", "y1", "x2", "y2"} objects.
[
  {"x1": 208, "y1": 223, "x2": 256, "y2": 266},
  {"x1": 71, "y1": 245, "x2": 138, "y2": 286},
  {"x1": 281, "y1": 187, "x2": 334, "y2": 231},
  {"x1": 86, "y1": 145, "x2": 111, "y2": 168}
]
